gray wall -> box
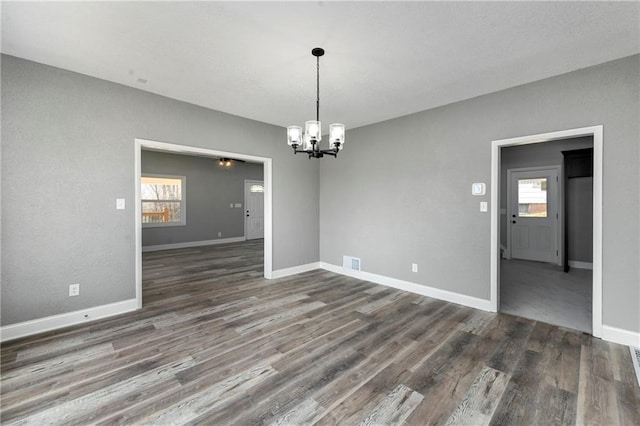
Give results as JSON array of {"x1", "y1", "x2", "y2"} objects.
[
  {"x1": 320, "y1": 54, "x2": 639, "y2": 333},
  {"x1": 141, "y1": 151, "x2": 263, "y2": 246},
  {"x1": 3, "y1": 53, "x2": 639, "y2": 334},
  {"x1": 567, "y1": 177, "x2": 593, "y2": 262},
  {"x1": 500, "y1": 136, "x2": 594, "y2": 261},
  {"x1": 1, "y1": 54, "x2": 319, "y2": 326}
]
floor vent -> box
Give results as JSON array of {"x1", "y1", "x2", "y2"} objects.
[
  {"x1": 343, "y1": 256, "x2": 361, "y2": 271},
  {"x1": 631, "y1": 347, "x2": 640, "y2": 388}
]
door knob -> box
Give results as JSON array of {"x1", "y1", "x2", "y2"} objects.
[{"x1": 511, "y1": 220, "x2": 517, "y2": 224}]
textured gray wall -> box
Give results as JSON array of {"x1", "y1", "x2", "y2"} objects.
[
  {"x1": 500, "y1": 136, "x2": 594, "y2": 259},
  {"x1": 1, "y1": 55, "x2": 319, "y2": 325},
  {"x1": 141, "y1": 151, "x2": 263, "y2": 246},
  {"x1": 320, "y1": 55, "x2": 639, "y2": 332}
]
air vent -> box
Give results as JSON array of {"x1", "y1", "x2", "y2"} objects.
[
  {"x1": 343, "y1": 256, "x2": 361, "y2": 271},
  {"x1": 631, "y1": 347, "x2": 640, "y2": 388}
]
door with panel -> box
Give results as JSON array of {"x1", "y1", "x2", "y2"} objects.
[
  {"x1": 508, "y1": 168, "x2": 559, "y2": 263},
  {"x1": 244, "y1": 180, "x2": 264, "y2": 240}
]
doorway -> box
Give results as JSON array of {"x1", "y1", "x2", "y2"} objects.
[
  {"x1": 244, "y1": 180, "x2": 265, "y2": 240},
  {"x1": 490, "y1": 126, "x2": 603, "y2": 337},
  {"x1": 134, "y1": 138, "x2": 273, "y2": 309}
]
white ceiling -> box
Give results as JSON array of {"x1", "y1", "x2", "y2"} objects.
[{"x1": 2, "y1": 1, "x2": 639, "y2": 130}]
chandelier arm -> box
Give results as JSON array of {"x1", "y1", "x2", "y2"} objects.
[{"x1": 319, "y1": 149, "x2": 338, "y2": 157}]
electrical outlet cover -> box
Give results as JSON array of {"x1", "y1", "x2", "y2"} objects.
[{"x1": 69, "y1": 284, "x2": 80, "y2": 296}]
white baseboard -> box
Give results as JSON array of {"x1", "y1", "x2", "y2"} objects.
[
  {"x1": 602, "y1": 325, "x2": 640, "y2": 347},
  {"x1": 270, "y1": 262, "x2": 321, "y2": 279},
  {"x1": 568, "y1": 260, "x2": 593, "y2": 270},
  {"x1": 319, "y1": 262, "x2": 492, "y2": 311},
  {"x1": 142, "y1": 236, "x2": 246, "y2": 252},
  {"x1": 0, "y1": 299, "x2": 138, "y2": 342}
]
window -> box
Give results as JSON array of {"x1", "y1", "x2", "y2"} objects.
[
  {"x1": 249, "y1": 184, "x2": 264, "y2": 193},
  {"x1": 141, "y1": 175, "x2": 186, "y2": 227},
  {"x1": 517, "y1": 178, "x2": 548, "y2": 217}
]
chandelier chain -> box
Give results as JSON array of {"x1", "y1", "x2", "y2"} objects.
[{"x1": 316, "y1": 55, "x2": 320, "y2": 122}]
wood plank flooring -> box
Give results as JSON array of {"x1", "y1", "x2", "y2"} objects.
[{"x1": 2, "y1": 240, "x2": 639, "y2": 425}]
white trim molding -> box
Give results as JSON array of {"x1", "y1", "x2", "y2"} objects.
[
  {"x1": 270, "y1": 262, "x2": 321, "y2": 279},
  {"x1": 602, "y1": 325, "x2": 640, "y2": 348},
  {"x1": 320, "y1": 262, "x2": 492, "y2": 311},
  {"x1": 135, "y1": 138, "x2": 274, "y2": 305},
  {"x1": 142, "y1": 237, "x2": 246, "y2": 253},
  {"x1": 568, "y1": 260, "x2": 593, "y2": 270},
  {"x1": 0, "y1": 299, "x2": 138, "y2": 342},
  {"x1": 491, "y1": 125, "x2": 603, "y2": 338}
]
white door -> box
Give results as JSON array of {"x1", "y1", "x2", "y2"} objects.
[
  {"x1": 508, "y1": 168, "x2": 559, "y2": 263},
  {"x1": 244, "y1": 180, "x2": 264, "y2": 240}
]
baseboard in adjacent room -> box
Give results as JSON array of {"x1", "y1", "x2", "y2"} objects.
[
  {"x1": 142, "y1": 236, "x2": 246, "y2": 252},
  {"x1": 568, "y1": 260, "x2": 593, "y2": 270},
  {"x1": 0, "y1": 299, "x2": 138, "y2": 342}
]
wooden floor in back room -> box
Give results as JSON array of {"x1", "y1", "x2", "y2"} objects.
[{"x1": 1, "y1": 239, "x2": 639, "y2": 425}]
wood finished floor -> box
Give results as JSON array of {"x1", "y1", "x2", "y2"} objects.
[{"x1": 1, "y1": 239, "x2": 638, "y2": 425}]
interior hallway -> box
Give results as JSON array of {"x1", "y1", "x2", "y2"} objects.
[{"x1": 500, "y1": 258, "x2": 592, "y2": 333}]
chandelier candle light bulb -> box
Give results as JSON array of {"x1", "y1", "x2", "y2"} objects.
[
  {"x1": 287, "y1": 48, "x2": 345, "y2": 158},
  {"x1": 305, "y1": 120, "x2": 321, "y2": 142},
  {"x1": 330, "y1": 123, "x2": 345, "y2": 149}
]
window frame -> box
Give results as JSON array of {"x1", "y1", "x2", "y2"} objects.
[{"x1": 141, "y1": 173, "x2": 186, "y2": 228}]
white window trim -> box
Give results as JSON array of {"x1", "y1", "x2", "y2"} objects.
[{"x1": 141, "y1": 173, "x2": 186, "y2": 228}]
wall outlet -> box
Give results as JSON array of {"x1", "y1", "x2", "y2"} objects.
[
  {"x1": 116, "y1": 198, "x2": 125, "y2": 210},
  {"x1": 480, "y1": 201, "x2": 488, "y2": 212},
  {"x1": 229, "y1": 203, "x2": 234, "y2": 208},
  {"x1": 69, "y1": 283, "x2": 80, "y2": 297},
  {"x1": 218, "y1": 232, "x2": 222, "y2": 237},
  {"x1": 412, "y1": 263, "x2": 418, "y2": 273}
]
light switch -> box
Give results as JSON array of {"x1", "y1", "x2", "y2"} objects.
[
  {"x1": 116, "y1": 198, "x2": 125, "y2": 210},
  {"x1": 230, "y1": 203, "x2": 234, "y2": 208},
  {"x1": 480, "y1": 201, "x2": 488, "y2": 212}
]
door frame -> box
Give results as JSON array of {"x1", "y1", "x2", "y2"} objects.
[
  {"x1": 134, "y1": 138, "x2": 274, "y2": 309},
  {"x1": 490, "y1": 125, "x2": 603, "y2": 338},
  {"x1": 506, "y1": 165, "x2": 561, "y2": 265},
  {"x1": 244, "y1": 179, "x2": 264, "y2": 240}
]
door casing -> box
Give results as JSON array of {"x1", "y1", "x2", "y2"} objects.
[
  {"x1": 490, "y1": 125, "x2": 602, "y2": 338},
  {"x1": 134, "y1": 138, "x2": 273, "y2": 310}
]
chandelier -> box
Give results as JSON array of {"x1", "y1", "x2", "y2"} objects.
[{"x1": 287, "y1": 48, "x2": 345, "y2": 158}]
